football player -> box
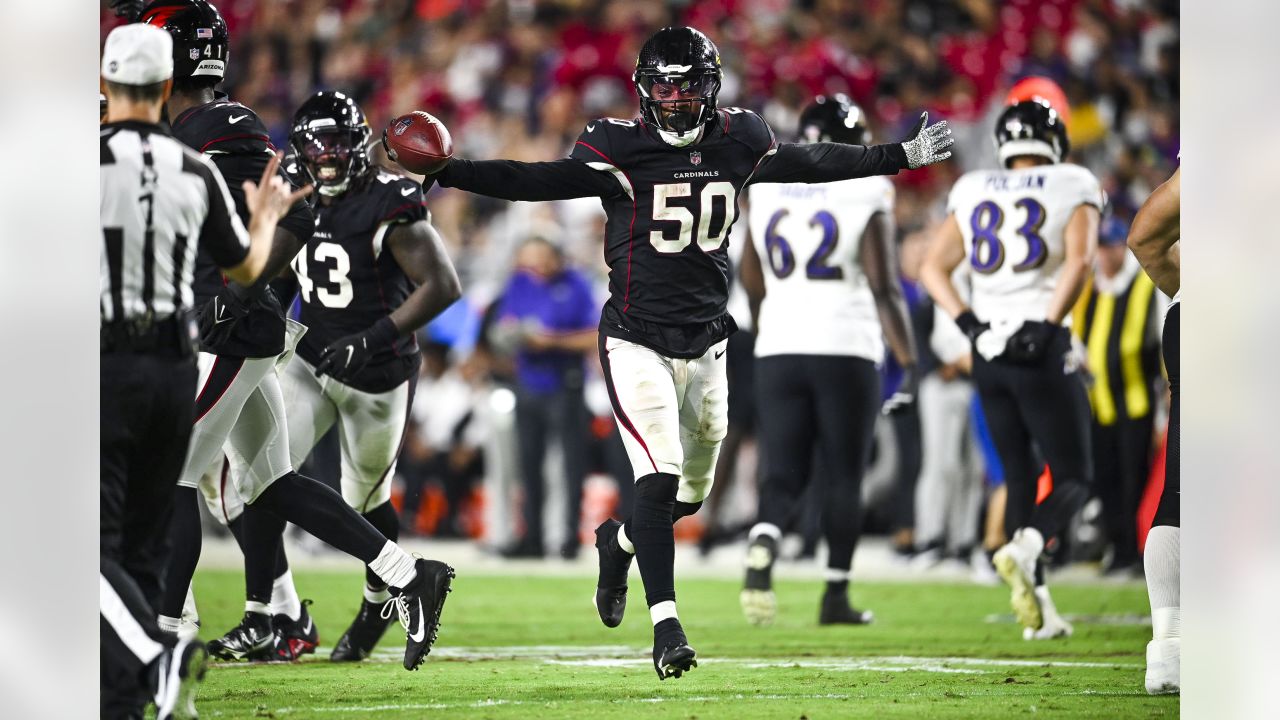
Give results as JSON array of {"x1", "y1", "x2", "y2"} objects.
[
  {"x1": 921, "y1": 99, "x2": 1100, "y2": 640},
  {"x1": 414, "y1": 26, "x2": 952, "y2": 678},
  {"x1": 273, "y1": 91, "x2": 460, "y2": 662},
  {"x1": 1127, "y1": 164, "x2": 1179, "y2": 694},
  {"x1": 736, "y1": 95, "x2": 918, "y2": 627},
  {"x1": 142, "y1": 0, "x2": 454, "y2": 672}
]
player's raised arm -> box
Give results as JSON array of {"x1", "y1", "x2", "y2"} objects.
[
  {"x1": 752, "y1": 111, "x2": 953, "y2": 185},
  {"x1": 1128, "y1": 166, "x2": 1180, "y2": 296}
]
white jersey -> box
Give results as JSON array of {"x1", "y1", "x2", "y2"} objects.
[
  {"x1": 748, "y1": 175, "x2": 894, "y2": 359},
  {"x1": 946, "y1": 163, "x2": 1103, "y2": 325}
]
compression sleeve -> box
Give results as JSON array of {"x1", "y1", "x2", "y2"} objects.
[
  {"x1": 751, "y1": 142, "x2": 909, "y2": 185},
  {"x1": 435, "y1": 158, "x2": 623, "y2": 201}
]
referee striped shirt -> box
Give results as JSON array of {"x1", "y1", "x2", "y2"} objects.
[{"x1": 100, "y1": 120, "x2": 249, "y2": 324}]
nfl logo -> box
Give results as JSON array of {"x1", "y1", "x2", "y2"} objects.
[
  {"x1": 196, "y1": 28, "x2": 213, "y2": 39},
  {"x1": 689, "y1": 152, "x2": 702, "y2": 166},
  {"x1": 189, "y1": 49, "x2": 201, "y2": 60},
  {"x1": 394, "y1": 117, "x2": 413, "y2": 136}
]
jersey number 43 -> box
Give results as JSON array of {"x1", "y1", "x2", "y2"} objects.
[{"x1": 292, "y1": 242, "x2": 354, "y2": 308}]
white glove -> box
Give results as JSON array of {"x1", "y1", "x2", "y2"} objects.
[{"x1": 900, "y1": 111, "x2": 954, "y2": 169}]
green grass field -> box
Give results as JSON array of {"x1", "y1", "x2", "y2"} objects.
[{"x1": 188, "y1": 568, "x2": 1176, "y2": 719}]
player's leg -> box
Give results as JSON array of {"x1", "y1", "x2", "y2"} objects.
[
  {"x1": 741, "y1": 354, "x2": 815, "y2": 626},
  {"x1": 157, "y1": 458, "x2": 222, "y2": 639},
  {"x1": 812, "y1": 356, "x2": 880, "y2": 625},
  {"x1": 973, "y1": 362, "x2": 1046, "y2": 635},
  {"x1": 230, "y1": 367, "x2": 451, "y2": 670},
  {"x1": 597, "y1": 335, "x2": 692, "y2": 678},
  {"x1": 913, "y1": 372, "x2": 964, "y2": 564},
  {"x1": 1146, "y1": 303, "x2": 1180, "y2": 694},
  {"x1": 512, "y1": 387, "x2": 551, "y2": 556},
  {"x1": 553, "y1": 382, "x2": 592, "y2": 559},
  {"x1": 329, "y1": 375, "x2": 416, "y2": 662}
]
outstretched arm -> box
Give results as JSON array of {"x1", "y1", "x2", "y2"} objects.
[
  {"x1": 752, "y1": 111, "x2": 953, "y2": 185},
  {"x1": 434, "y1": 158, "x2": 623, "y2": 202},
  {"x1": 1128, "y1": 166, "x2": 1180, "y2": 296}
]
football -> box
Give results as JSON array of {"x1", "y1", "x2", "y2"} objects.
[{"x1": 383, "y1": 111, "x2": 453, "y2": 175}]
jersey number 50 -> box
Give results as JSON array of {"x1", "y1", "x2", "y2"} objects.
[
  {"x1": 292, "y1": 242, "x2": 354, "y2": 308},
  {"x1": 650, "y1": 182, "x2": 736, "y2": 254},
  {"x1": 969, "y1": 198, "x2": 1047, "y2": 274}
]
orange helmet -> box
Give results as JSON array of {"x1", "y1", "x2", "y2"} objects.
[{"x1": 1006, "y1": 76, "x2": 1070, "y2": 125}]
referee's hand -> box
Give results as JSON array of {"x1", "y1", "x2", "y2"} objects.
[{"x1": 244, "y1": 152, "x2": 312, "y2": 228}]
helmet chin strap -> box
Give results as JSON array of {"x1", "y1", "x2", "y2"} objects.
[
  {"x1": 318, "y1": 177, "x2": 351, "y2": 196},
  {"x1": 657, "y1": 124, "x2": 704, "y2": 148}
]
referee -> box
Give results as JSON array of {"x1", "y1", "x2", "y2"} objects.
[{"x1": 99, "y1": 24, "x2": 305, "y2": 719}]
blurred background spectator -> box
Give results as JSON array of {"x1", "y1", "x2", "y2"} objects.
[{"x1": 103, "y1": 0, "x2": 1178, "y2": 573}]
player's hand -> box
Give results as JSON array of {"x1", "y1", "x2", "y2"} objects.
[
  {"x1": 954, "y1": 310, "x2": 989, "y2": 345},
  {"x1": 197, "y1": 284, "x2": 253, "y2": 350},
  {"x1": 1004, "y1": 320, "x2": 1057, "y2": 364},
  {"x1": 882, "y1": 364, "x2": 919, "y2": 415},
  {"x1": 900, "y1": 112, "x2": 954, "y2": 169},
  {"x1": 314, "y1": 317, "x2": 399, "y2": 382},
  {"x1": 244, "y1": 152, "x2": 313, "y2": 227}
]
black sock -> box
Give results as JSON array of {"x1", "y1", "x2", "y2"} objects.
[
  {"x1": 250, "y1": 471, "x2": 386, "y2": 564},
  {"x1": 632, "y1": 473, "x2": 678, "y2": 608},
  {"x1": 240, "y1": 503, "x2": 286, "y2": 606},
  {"x1": 159, "y1": 486, "x2": 202, "y2": 619},
  {"x1": 362, "y1": 501, "x2": 400, "y2": 592},
  {"x1": 824, "y1": 579, "x2": 849, "y2": 597}
]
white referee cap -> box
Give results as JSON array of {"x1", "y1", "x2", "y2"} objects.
[{"x1": 102, "y1": 24, "x2": 173, "y2": 86}]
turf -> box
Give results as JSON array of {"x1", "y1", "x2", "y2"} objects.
[{"x1": 187, "y1": 568, "x2": 1177, "y2": 719}]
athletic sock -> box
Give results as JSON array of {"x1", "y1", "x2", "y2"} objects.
[
  {"x1": 824, "y1": 578, "x2": 850, "y2": 597},
  {"x1": 748, "y1": 522, "x2": 782, "y2": 543},
  {"x1": 1144, "y1": 526, "x2": 1180, "y2": 641},
  {"x1": 616, "y1": 521, "x2": 635, "y2": 555},
  {"x1": 368, "y1": 541, "x2": 418, "y2": 590},
  {"x1": 245, "y1": 601, "x2": 270, "y2": 615},
  {"x1": 362, "y1": 501, "x2": 400, "y2": 593},
  {"x1": 649, "y1": 599, "x2": 678, "y2": 626},
  {"x1": 251, "y1": 471, "x2": 386, "y2": 563},
  {"x1": 158, "y1": 615, "x2": 181, "y2": 635},
  {"x1": 241, "y1": 503, "x2": 287, "y2": 606},
  {"x1": 632, "y1": 473, "x2": 678, "y2": 609},
  {"x1": 159, "y1": 486, "x2": 203, "y2": 618},
  {"x1": 364, "y1": 585, "x2": 392, "y2": 604},
  {"x1": 270, "y1": 569, "x2": 302, "y2": 621}
]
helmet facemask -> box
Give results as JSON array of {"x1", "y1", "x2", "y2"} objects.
[
  {"x1": 291, "y1": 125, "x2": 369, "y2": 197},
  {"x1": 635, "y1": 68, "x2": 721, "y2": 135}
]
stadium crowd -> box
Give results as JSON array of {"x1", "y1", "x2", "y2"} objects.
[{"x1": 100, "y1": 0, "x2": 1180, "y2": 572}]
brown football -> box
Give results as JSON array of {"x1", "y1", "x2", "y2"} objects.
[{"x1": 383, "y1": 111, "x2": 453, "y2": 175}]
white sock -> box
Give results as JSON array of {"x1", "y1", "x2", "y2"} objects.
[
  {"x1": 650, "y1": 600, "x2": 678, "y2": 626},
  {"x1": 616, "y1": 523, "x2": 635, "y2": 555},
  {"x1": 245, "y1": 600, "x2": 270, "y2": 615},
  {"x1": 364, "y1": 584, "x2": 392, "y2": 604},
  {"x1": 749, "y1": 522, "x2": 782, "y2": 543},
  {"x1": 1016, "y1": 527, "x2": 1045, "y2": 556},
  {"x1": 182, "y1": 585, "x2": 198, "y2": 623},
  {"x1": 1144, "y1": 526, "x2": 1180, "y2": 640},
  {"x1": 158, "y1": 615, "x2": 181, "y2": 635},
  {"x1": 824, "y1": 568, "x2": 850, "y2": 582},
  {"x1": 270, "y1": 569, "x2": 302, "y2": 621},
  {"x1": 368, "y1": 541, "x2": 418, "y2": 589}
]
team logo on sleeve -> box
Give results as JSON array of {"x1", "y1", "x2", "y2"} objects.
[{"x1": 689, "y1": 151, "x2": 702, "y2": 166}]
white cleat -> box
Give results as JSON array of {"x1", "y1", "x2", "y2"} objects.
[
  {"x1": 1145, "y1": 638, "x2": 1180, "y2": 695},
  {"x1": 1023, "y1": 585, "x2": 1072, "y2": 640},
  {"x1": 739, "y1": 589, "x2": 777, "y2": 627},
  {"x1": 993, "y1": 532, "x2": 1042, "y2": 633}
]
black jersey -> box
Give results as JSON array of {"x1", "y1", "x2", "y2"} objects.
[
  {"x1": 170, "y1": 97, "x2": 314, "y2": 357},
  {"x1": 437, "y1": 109, "x2": 907, "y2": 358},
  {"x1": 291, "y1": 170, "x2": 427, "y2": 393}
]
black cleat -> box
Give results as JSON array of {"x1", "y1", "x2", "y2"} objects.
[
  {"x1": 818, "y1": 591, "x2": 875, "y2": 626},
  {"x1": 331, "y1": 598, "x2": 396, "y2": 662},
  {"x1": 153, "y1": 637, "x2": 207, "y2": 720},
  {"x1": 739, "y1": 534, "x2": 778, "y2": 626},
  {"x1": 206, "y1": 612, "x2": 274, "y2": 661},
  {"x1": 272, "y1": 599, "x2": 319, "y2": 662},
  {"x1": 387, "y1": 558, "x2": 455, "y2": 671},
  {"x1": 593, "y1": 519, "x2": 632, "y2": 628},
  {"x1": 652, "y1": 618, "x2": 697, "y2": 680}
]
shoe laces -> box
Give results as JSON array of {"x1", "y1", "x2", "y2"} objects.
[{"x1": 381, "y1": 595, "x2": 411, "y2": 631}]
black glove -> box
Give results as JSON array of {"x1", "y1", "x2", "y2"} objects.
[
  {"x1": 197, "y1": 283, "x2": 253, "y2": 350},
  {"x1": 1005, "y1": 320, "x2": 1058, "y2": 364},
  {"x1": 314, "y1": 317, "x2": 399, "y2": 382},
  {"x1": 882, "y1": 363, "x2": 919, "y2": 415},
  {"x1": 954, "y1": 310, "x2": 989, "y2": 345},
  {"x1": 109, "y1": 0, "x2": 145, "y2": 22}
]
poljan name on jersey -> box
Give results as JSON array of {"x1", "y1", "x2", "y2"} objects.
[{"x1": 984, "y1": 173, "x2": 1047, "y2": 192}]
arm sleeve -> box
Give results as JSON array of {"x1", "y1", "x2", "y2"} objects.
[
  {"x1": 194, "y1": 154, "x2": 251, "y2": 269},
  {"x1": 751, "y1": 141, "x2": 908, "y2": 185},
  {"x1": 436, "y1": 157, "x2": 622, "y2": 201}
]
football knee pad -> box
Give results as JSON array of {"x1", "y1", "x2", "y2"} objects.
[{"x1": 633, "y1": 473, "x2": 678, "y2": 532}]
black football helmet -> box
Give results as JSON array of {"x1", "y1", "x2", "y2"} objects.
[
  {"x1": 141, "y1": 0, "x2": 229, "y2": 85},
  {"x1": 994, "y1": 99, "x2": 1069, "y2": 168},
  {"x1": 797, "y1": 94, "x2": 869, "y2": 145},
  {"x1": 289, "y1": 91, "x2": 372, "y2": 197},
  {"x1": 633, "y1": 27, "x2": 722, "y2": 136}
]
